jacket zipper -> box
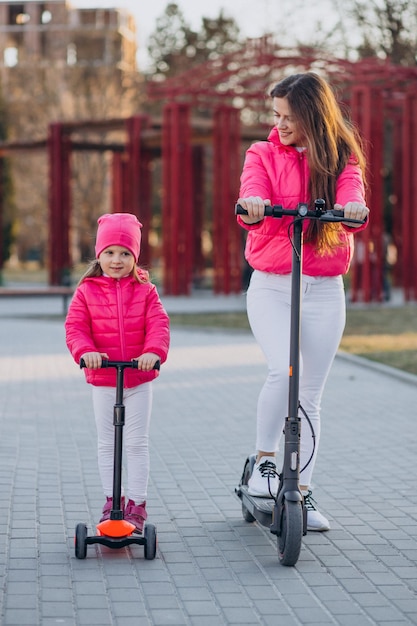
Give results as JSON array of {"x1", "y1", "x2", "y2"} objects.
[
  {"x1": 116, "y1": 280, "x2": 127, "y2": 360},
  {"x1": 298, "y1": 150, "x2": 308, "y2": 203}
]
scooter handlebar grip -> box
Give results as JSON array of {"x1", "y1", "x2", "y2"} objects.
[
  {"x1": 131, "y1": 359, "x2": 160, "y2": 370},
  {"x1": 80, "y1": 358, "x2": 161, "y2": 370},
  {"x1": 321, "y1": 209, "x2": 366, "y2": 225},
  {"x1": 79, "y1": 358, "x2": 112, "y2": 369},
  {"x1": 328, "y1": 209, "x2": 367, "y2": 222},
  {"x1": 235, "y1": 203, "x2": 274, "y2": 216},
  {"x1": 79, "y1": 357, "x2": 108, "y2": 368}
]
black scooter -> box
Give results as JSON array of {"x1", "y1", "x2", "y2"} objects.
[
  {"x1": 75, "y1": 359, "x2": 159, "y2": 560},
  {"x1": 235, "y1": 199, "x2": 365, "y2": 566}
]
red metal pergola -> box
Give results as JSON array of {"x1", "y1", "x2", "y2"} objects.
[
  {"x1": 42, "y1": 105, "x2": 244, "y2": 294},
  {"x1": 146, "y1": 38, "x2": 417, "y2": 300},
  {"x1": 1, "y1": 37, "x2": 417, "y2": 300}
]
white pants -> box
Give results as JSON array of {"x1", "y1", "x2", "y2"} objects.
[
  {"x1": 247, "y1": 270, "x2": 346, "y2": 487},
  {"x1": 92, "y1": 383, "x2": 152, "y2": 503}
]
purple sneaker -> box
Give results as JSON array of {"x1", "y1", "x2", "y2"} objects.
[
  {"x1": 99, "y1": 496, "x2": 125, "y2": 523},
  {"x1": 125, "y1": 500, "x2": 147, "y2": 534}
]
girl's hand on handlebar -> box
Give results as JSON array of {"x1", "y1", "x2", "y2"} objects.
[
  {"x1": 81, "y1": 351, "x2": 109, "y2": 369},
  {"x1": 237, "y1": 196, "x2": 271, "y2": 224},
  {"x1": 335, "y1": 202, "x2": 369, "y2": 227},
  {"x1": 133, "y1": 352, "x2": 160, "y2": 371}
]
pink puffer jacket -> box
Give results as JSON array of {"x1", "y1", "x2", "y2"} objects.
[
  {"x1": 238, "y1": 127, "x2": 368, "y2": 276},
  {"x1": 65, "y1": 274, "x2": 170, "y2": 388}
]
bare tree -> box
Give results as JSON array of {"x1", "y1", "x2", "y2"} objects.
[
  {"x1": 3, "y1": 64, "x2": 143, "y2": 267},
  {"x1": 146, "y1": 3, "x2": 241, "y2": 81},
  {"x1": 344, "y1": 0, "x2": 417, "y2": 64}
]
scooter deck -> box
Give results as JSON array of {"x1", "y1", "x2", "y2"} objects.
[{"x1": 236, "y1": 484, "x2": 275, "y2": 528}]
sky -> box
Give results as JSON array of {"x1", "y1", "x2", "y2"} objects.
[{"x1": 69, "y1": 0, "x2": 339, "y2": 71}]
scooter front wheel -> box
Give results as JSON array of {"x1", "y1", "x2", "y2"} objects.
[
  {"x1": 277, "y1": 499, "x2": 303, "y2": 566},
  {"x1": 75, "y1": 523, "x2": 88, "y2": 559},
  {"x1": 144, "y1": 523, "x2": 157, "y2": 560}
]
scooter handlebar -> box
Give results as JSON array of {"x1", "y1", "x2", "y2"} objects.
[
  {"x1": 80, "y1": 358, "x2": 161, "y2": 370},
  {"x1": 235, "y1": 202, "x2": 365, "y2": 225}
]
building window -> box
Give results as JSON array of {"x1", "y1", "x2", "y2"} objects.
[
  {"x1": 16, "y1": 12, "x2": 30, "y2": 24},
  {"x1": 67, "y1": 43, "x2": 77, "y2": 65},
  {"x1": 4, "y1": 47, "x2": 19, "y2": 67},
  {"x1": 9, "y1": 4, "x2": 24, "y2": 25},
  {"x1": 41, "y1": 10, "x2": 52, "y2": 24}
]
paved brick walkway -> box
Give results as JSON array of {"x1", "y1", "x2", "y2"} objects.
[{"x1": 0, "y1": 295, "x2": 417, "y2": 625}]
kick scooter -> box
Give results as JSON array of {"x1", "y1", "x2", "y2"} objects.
[
  {"x1": 235, "y1": 199, "x2": 365, "y2": 566},
  {"x1": 75, "y1": 358, "x2": 160, "y2": 560}
]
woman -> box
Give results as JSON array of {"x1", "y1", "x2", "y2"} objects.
[{"x1": 237, "y1": 72, "x2": 369, "y2": 531}]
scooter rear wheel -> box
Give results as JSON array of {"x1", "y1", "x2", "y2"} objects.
[
  {"x1": 75, "y1": 523, "x2": 88, "y2": 560},
  {"x1": 144, "y1": 523, "x2": 157, "y2": 560},
  {"x1": 277, "y1": 499, "x2": 303, "y2": 566}
]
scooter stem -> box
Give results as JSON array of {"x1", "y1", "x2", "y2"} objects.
[
  {"x1": 112, "y1": 365, "x2": 125, "y2": 516},
  {"x1": 282, "y1": 216, "x2": 303, "y2": 494}
]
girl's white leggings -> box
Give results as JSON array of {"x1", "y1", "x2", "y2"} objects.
[
  {"x1": 92, "y1": 383, "x2": 152, "y2": 503},
  {"x1": 247, "y1": 270, "x2": 346, "y2": 487}
]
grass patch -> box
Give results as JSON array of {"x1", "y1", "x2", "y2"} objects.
[
  {"x1": 169, "y1": 311, "x2": 251, "y2": 331},
  {"x1": 341, "y1": 306, "x2": 417, "y2": 375},
  {"x1": 169, "y1": 305, "x2": 417, "y2": 376}
]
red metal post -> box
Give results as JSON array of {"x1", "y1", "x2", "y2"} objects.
[
  {"x1": 212, "y1": 105, "x2": 242, "y2": 293},
  {"x1": 191, "y1": 146, "x2": 205, "y2": 286},
  {"x1": 125, "y1": 116, "x2": 152, "y2": 266},
  {"x1": 111, "y1": 152, "x2": 125, "y2": 214},
  {"x1": 162, "y1": 103, "x2": 193, "y2": 295},
  {"x1": 368, "y1": 86, "x2": 385, "y2": 302},
  {"x1": 391, "y1": 111, "x2": 403, "y2": 290},
  {"x1": 401, "y1": 95, "x2": 412, "y2": 299},
  {"x1": 0, "y1": 158, "x2": 3, "y2": 278},
  {"x1": 411, "y1": 91, "x2": 417, "y2": 299},
  {"x1": 48, "y1": 122, "x2": 71, "y2": 286},
  {"x1": 401, "y1": 90, "x2": 417, "y2": 300},
  {"x1": 350, "y1": 84, "x2": 385, "y2": 302}
]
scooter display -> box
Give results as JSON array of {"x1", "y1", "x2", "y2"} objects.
[
  {"x1": 235, "y1": 199, "x2": 365, "y2": 566},
  {"x1": 75, "y1": 358, "x2": 159, "y2": 560}
]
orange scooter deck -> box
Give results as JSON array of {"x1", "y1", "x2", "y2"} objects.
[{"x1": 96, "y1": 518, "x2": 137, "y2": 538}]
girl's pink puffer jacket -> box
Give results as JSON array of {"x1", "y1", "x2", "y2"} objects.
[
  {"x1": 65, "y1": 274, "x2": 170, "y2": 388},
  {"x1": 238, "y1": 127, "x2": 368, "y2": 276}
]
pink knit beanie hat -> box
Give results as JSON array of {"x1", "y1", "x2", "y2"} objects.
[{"x1": 95, "y1": 213, "x2": 142, "y2": 262}]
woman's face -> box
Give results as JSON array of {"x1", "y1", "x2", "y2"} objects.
[{"x1": 273, "y1": 97, "x2": 306, "y2": 147}]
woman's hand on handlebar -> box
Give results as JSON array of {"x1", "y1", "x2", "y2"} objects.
[
  {"x1": 133, "y1": 352, "x2": 160, "y2": 372},
  {"x1": 335, "y1": 202, "x2": 369, "y2": 227},
  {"x1": 81, "y1": 351, "x2": 109, "y2": 369},
  {"x1": 237, "y1": 196, "x2": 271, "y2": 224}
]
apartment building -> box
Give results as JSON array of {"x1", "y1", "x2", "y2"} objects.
[{"x1": 0, "y1": 0, "x2": 137, "y2": 70}]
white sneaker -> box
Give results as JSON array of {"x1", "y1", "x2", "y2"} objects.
[
  {"x1": 247, "y1": 456, "x2": 279, "y2": 497},
  {"x1": 304, "y1": 490, "x2": 330, "y2": 531}
]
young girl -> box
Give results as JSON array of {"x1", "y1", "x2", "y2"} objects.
[
  {"x1": 237, "y1": 73, "x2": 369, "y2": 531},
  {"x1": 65, "y1": 212, "x2": 170, "y2": 533}
]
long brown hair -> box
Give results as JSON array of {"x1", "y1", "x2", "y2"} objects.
[{"x1": 270, "y1": 72, "x2": 367, "y2": 254}]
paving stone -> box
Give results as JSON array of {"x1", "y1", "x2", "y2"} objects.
[{"x1": 1, "y1": 298, "x2": 417, "y2": 626}]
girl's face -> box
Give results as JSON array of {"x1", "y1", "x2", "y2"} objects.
[
  {"x1": 273, "y1": 97, "x2": 306, "y2": 147},
  {"x1": 98, "y1": 245, "x2": 135, "y2": 279}
]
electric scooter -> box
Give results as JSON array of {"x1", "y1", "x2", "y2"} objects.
[
  {"x1": 75, "y1": 358, "x2": 160, "y2": 560},
  {"x1": 235, "y1": 199, "x2": 365, "y2": 566}
]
